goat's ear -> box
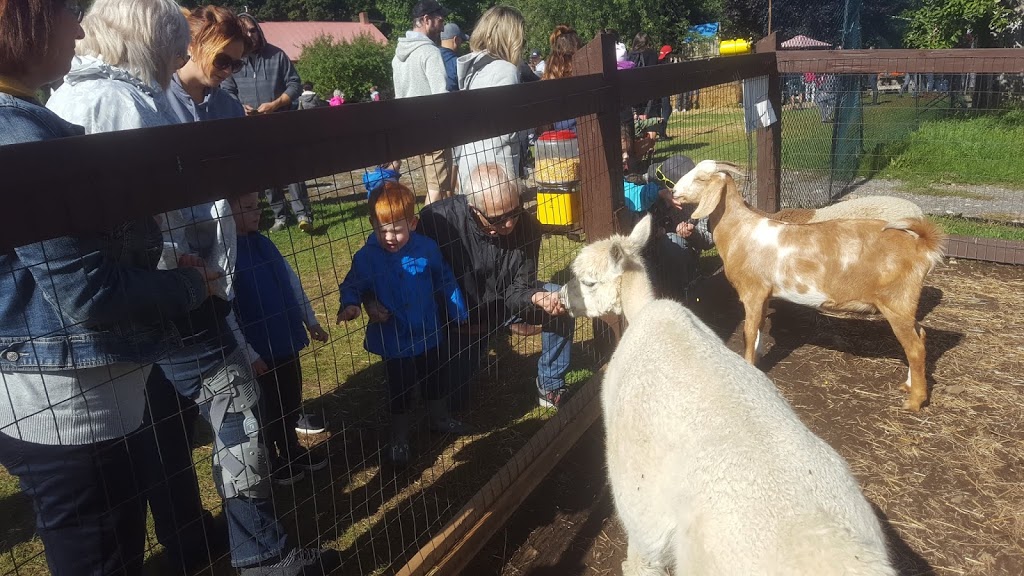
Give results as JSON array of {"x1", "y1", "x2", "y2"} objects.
[
  {"x1": 626, "y1": 213, "x2": 653, "y2": 253},
  {"x1": 690, "y1": 174, "x2": 724, "y2": 220}
]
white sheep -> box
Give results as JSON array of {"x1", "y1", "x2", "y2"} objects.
[
  {"x1": 771, "y1": 195, "x2": 924, "y2": 224},
  {"x1": 560, "y1": 214, "x2": 895, "y2": 576},
  {"x1": 672, "y1": 161, "x2": 945, "y2": 411}
]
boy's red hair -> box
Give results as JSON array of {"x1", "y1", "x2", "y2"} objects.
[{"x1": 372, "y1": 181, "x2": 417, "y2": 225}]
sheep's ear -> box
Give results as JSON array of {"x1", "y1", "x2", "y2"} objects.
[
  {"x1": 690, "y1": 175, "x2": 723, "y2": 220},
  {"x1": 626, "y1": 213, "x2": 653, "y2": 253},
  {"x1": 608, "y1": 242, "x2": 627, "y2": 275}
]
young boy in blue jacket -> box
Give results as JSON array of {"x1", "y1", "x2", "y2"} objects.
[
  {"x1": 230, "y1": 192, "x2": 330, "y2": 485},
  {"x1": 337, "y1": 181, "x2": 469, "y2": 467}
]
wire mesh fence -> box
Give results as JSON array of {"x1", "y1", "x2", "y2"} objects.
[
  {"x1": 0, "y1": 77, "x2": 612, "y2": 576},
  {"x1": 776, "y1": 55, "x2": 1024, "y2": 239}
]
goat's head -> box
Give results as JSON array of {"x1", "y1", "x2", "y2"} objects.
[
  {"x1": 561, "y1": 214, "x2": 652, "y2": 318},
  {"x1": 671, "y1": 160, "x2": 745, "y2": 219}
]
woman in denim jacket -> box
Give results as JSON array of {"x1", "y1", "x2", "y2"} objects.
[{"x1": 0, "y1": 2, "x2": 210, "y2": 574}]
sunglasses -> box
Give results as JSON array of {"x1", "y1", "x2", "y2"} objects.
[
  {"x1": 212, "y1": 53, "x2": 246, "y2": 73},
  {"x1": 66, "y1": 1, "x2": 84, "y2": 23},
  {"x1": 655, "y1": 163, "x2": 679, "y2": 188},
  {"x1": 473, "y1": 205, "x2": 523, "y2": 229}
]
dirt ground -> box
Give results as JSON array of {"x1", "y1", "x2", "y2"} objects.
[{"x1": 468, "y1": 258, "x2": 1024, "y2": 576}]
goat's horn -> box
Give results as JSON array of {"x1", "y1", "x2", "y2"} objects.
[{"x1": 715, "y1": 162, "x2": 745, "y2": 178}]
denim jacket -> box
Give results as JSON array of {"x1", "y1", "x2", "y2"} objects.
[{"x1": 0, "y1": 92, "x2": 207, "y2": 370}]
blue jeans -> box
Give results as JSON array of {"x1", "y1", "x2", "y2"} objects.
[
  {"x1": 447, "y1": 283, "x2": 573, "y2": 410},
  {"x1": 0, "y1": 431, "x2": 148, "y2": 575},
  {"x1": 531, "y1": 281, "x2": 575, "y2": 392},
  {"x1": 159, "y1": 338, "x2": 287, "y2": 568}
]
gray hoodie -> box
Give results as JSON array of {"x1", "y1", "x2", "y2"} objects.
[
  {"x1": 454, "y1": 51, "x2": 526, "y2": 191},
  {"x1": 221, "y1": 16, "x2": 301, "y2": 109},
  {"x1": 392, "y1": 31, "x2": 447, "y2": 98}
]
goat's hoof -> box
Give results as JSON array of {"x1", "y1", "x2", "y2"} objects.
[{"x1": 902, "y1": 397, "x2": 926, "y2": 412}]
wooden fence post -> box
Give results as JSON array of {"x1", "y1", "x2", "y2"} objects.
[
  {"x1": 573, "y1": 31, "x2": 623, "y2": 356},
  {"x1": 755, "y1": 32, "x2": 782, "y2": 212},
  {"x1": 573, "y1": 31, "x2": 622, "y2": 240}
]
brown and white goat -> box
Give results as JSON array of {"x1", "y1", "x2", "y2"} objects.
[{"x1": 673, "y1": 161, "x2": 946, "y2": 411}]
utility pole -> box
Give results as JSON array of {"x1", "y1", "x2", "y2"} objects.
[{"x1": 767, "y1": 0, "x2": 773, "y2": 34}]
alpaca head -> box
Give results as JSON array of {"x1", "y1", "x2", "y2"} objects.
[
  {"x1": 561, "y1": 214, "x2": 652, "y2": 318},
  {"x1": 671, "y1": 160, "x2": 745, "y2": 219}
]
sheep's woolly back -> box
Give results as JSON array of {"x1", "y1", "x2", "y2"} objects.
[
  {"x1": 772, "y1": 196, "x2": 924, "y2": 225},
  {"x1": 602, "y1": 298, "x2": 895, "y2": 575}
]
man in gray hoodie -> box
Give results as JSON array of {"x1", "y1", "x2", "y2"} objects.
[
  {"x1": 224, "y1": 13, "x2": 314, "y2": 233},
  {"x1": 393, "y1": 0, "x2": 452, "y2": 204}
]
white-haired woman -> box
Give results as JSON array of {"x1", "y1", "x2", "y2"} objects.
[
  {"x1": 47, "y1": 2, "x2": 333, "y2": 574},
  {"x1": 454, "y1": 5, "x2": 529, "y2": 191}
]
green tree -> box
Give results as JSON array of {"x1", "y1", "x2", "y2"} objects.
[
  {"x1": 902, "y1": 0, "x2": 1014, "y2": 48},
  {"x1": 295, "y1": 34, "x2": 395, "y2": 101}
]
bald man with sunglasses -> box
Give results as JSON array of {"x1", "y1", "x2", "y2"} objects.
[{"x1": 417, "y1": 163, "x2": 574, "y2": 410}]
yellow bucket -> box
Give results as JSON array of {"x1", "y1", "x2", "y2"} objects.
[
  {"x1": 536, "y1": 187, "x2": 581, "y2": 226},
  {"x1": 719, "y1": 38, "x2": 752, "y2": 56}
]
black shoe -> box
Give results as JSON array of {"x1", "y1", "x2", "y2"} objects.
[
  {"x1": 290, "y1": 446, "x2": 328, "y2": 473},
  {"x1": 271, "y1": 458, "x2": 306, "y2": 486},
  {"x1": 388, "y1": 442, "x2": 410, "y2": 467},
  {"x1": 295, "y1": 413, "x2": 326, "y2": 435},
  {"x1": 239, "y1": 547, "x2": 340, "y2": 575}
]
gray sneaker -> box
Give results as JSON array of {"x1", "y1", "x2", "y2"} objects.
[
  {"x1": 298, "y1": 217, "x2": 313, "y2": 234},
  {"x1": 239, "y1": 547, "x2": 340, "y2": 575},
  {"x1": 269, "y1": 219, "x2": 288, "y2": 232}
]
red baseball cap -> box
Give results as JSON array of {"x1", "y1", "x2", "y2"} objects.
[{"x1": 659, "y1": 45, "x2": 673, "y2": 60}]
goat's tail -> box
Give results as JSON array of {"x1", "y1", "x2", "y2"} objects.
[{"x1": 885, "y1": 217, "x2": 946, "y2": 268}]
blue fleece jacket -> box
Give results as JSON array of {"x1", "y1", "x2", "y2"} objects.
[
  {"x1": 234, "y1": 233, "x2": 311, "y2": 361},
  {"x1": 340, "y1": 232, "x2": 467, "y2": 359}
]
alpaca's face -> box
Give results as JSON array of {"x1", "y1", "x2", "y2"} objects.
[
  {"x1": 561, "y1": 215, "x2": 652, "y2": 318},
  {"x1": 561, "y1": 238, "x2": 626, "y2": 318}
]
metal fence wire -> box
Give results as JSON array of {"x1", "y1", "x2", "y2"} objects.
[
  {"x1": 0, "y1": 83, "x2": 611, "y2": 576},
  {"x1": 776, "y1": 62, "x2": 1024, "y2": 228}
]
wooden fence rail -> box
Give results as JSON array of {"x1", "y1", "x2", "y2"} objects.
[{"x1": 777, "y1": 47, "x2": 1024, "y2": 74}]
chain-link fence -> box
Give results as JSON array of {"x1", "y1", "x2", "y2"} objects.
[{"x1": 777, "y1": 52, "x2": 1024, "y2": 243}]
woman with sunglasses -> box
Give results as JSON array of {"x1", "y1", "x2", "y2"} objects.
[
  {"x1": 1, "y1": 1, "x2": 213, "y2": 574},
  {"x1": 153, "y1": 6, "x2": 335, "y2": 575},
  {"x1": 168, "y1": 6, "x2": 250, "y2": 123}
]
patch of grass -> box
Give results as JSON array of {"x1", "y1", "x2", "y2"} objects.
[
  {"x1": 871, "y1": 111, "x2": 1024, "y2": 188},
  {"x1": 930, "y1": 215, "x2": 1024, "y2": 242}
]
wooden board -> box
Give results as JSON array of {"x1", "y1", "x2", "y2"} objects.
[
  {"x1": 777, "y1": 48, "x2": 1024, "y2": 74},
  {"x1": 394, "y1": 370, "x2": 604, "y2": 576},
  {"x1": 945, "y1": 235, "x2": 1024, "y2": 265}
]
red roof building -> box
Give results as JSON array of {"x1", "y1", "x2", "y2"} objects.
[
  {"x1": 781, "y1": 35, "x2": 832, "y2": 50},
  {"x1": 259, "y1": 13, "x2": 388, "y2": 61}
]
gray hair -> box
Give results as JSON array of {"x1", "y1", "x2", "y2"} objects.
[
  {"x1": 77, "y1": 0, "x2": 191, "y2": 89},
  {"x1": 465, "y1": 163, "x2": 520, "y2": 210}
]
